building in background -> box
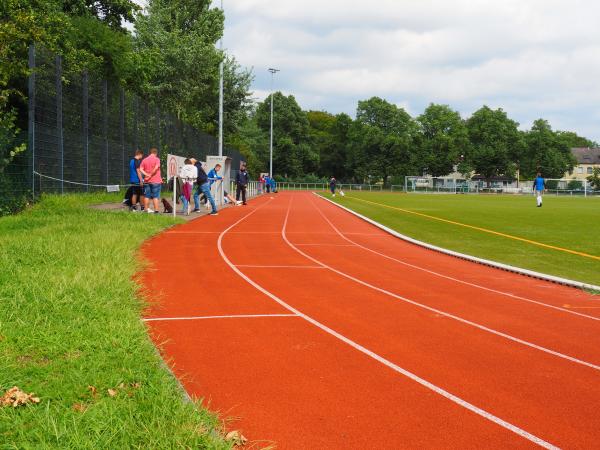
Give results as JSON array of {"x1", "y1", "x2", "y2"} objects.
[{"x1": 567, "y1": 148, "x2": 600, "y2": 180}]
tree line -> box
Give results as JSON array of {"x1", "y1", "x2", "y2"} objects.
[
  {"x1": 237, "y1": 94, "x2": 596, "y2": 185},
  {"x1": 2, "y1": 0, "x2": 596, "y2": 190}
]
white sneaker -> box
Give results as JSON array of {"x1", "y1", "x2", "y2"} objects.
[
  {"x1": 147, "y1": 209, "x2": 155, "y2": 214},
  {"x1": 236, "y1": 201, "x2": 242, "y2": 205}
]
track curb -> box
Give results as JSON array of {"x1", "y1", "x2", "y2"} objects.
[{"x1": 315, "y1": 193, "x2": 600, "y2": 293}]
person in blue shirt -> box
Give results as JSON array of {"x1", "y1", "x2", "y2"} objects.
[
  {"x1": 207, "y1": 164, "x2": 223, "y2": 186},
  {"x1": 264, "y1": 175, "x2": 271, "y2": 193},
  {"x1": 190, "y1": 159, "x2": 219, "y2": 216},
  {"x1": 125, "y1": 149, "x2": 144, "y2": 211},
  {"x1": 270, "y1": 177, "x2": 277, "y2": 193},
  {"x1": 534, "y1": 172, "x2": 546, "y2": 207}
]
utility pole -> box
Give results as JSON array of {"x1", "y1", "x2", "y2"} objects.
[{"x1": 218, "y1": 0, "x2": 224, "y2": 156}]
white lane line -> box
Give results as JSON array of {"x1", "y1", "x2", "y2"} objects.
[
  {"x1": 236, "y1": 265, "x2": 325, "y2": 269},
  {"x1": 295, "y1": 243, "x2": 356, "y2": 247},
  {"x1": 144, "y1": 314, "x2": 298, "y2": 322},
  {"x1": 217, "y1": 195, "x2": 558, "y2": 450},
  {"x1": 283, "y1": 198, "x2": 600, "y2": 373},
  {"x1": 310, "y1": 197, "x2": 600, "y2": 323}
]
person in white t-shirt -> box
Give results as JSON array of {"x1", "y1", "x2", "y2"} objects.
[{"x1": 179, "y1": 159, "x2": 198, "y2": 215}]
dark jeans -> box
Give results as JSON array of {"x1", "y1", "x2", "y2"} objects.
[{"x1": 236, "y1": 184, "x2": 247, "y2": 203}]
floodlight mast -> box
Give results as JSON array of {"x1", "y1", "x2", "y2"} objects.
[
  {"x1": 268, "y1": 68, "x2": 280, "y2": 178},
  {"x1": 218, "y1": 0, "x2": 224, "y2": 156}
]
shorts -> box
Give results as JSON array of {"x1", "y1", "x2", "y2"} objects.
[
  {"x1": 130, "y1": 184, "x2": 143, "y2": 197},
  {"x1": 144, "y1": 183, "x2": 162, "y2": 199}
]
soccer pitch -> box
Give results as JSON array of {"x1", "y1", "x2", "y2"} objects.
[{"x1": 327, "y1": 192, "x2": 600, "y2": 287}]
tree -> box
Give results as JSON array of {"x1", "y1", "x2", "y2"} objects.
[
  {"x1": 416, "y1": 103, "x2": 469, "y2": 177},
  {"x1": 465, "y1": 106, "x2": 523, "y2": 185},
  {"x1": 587, "y1": 167, "x2": 600, "y2": 191},
  {"x1": 556, "y1": 131, "x2": 598, "y2": 150},
  {"x1": 522, "y1": 119, "x2": 576, "y2": 179},
  {"x1": 134, "y1": 0, "x2": 252, "y2": 133},
  {"x1": 62, "y1": 0, "x2": 140, "y2": 29},
  {"x1": 255, "y1": 92, "x2": 313, "y2": 179},
  {"x1": 354, "y1": 97, "x2": 416, "y2": 185},
  {"x1": 321, "y1": 113, "x2": 353, "y2": 180}
]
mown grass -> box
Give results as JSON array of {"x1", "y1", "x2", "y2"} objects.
[
  {"x1": 0, "y1": 194, "x2": 230, "y2": 449},
  {"x1": 324, "y1": 192, "x2": 600, "y2": 287}
]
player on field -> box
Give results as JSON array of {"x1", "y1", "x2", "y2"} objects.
[{"x1": 533, "y1": 172, "x2": 546, "y2": 207}]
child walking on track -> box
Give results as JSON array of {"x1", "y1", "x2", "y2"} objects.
[
  {"x1": 534, "y1": 172, "x2": 546, "y2": 207},
  {"x1": 236, "y1": 164, "x2": 249, "y2": 205},
  {"x1": 330, "y1": 177, "x2": 337, "y2": 196}
]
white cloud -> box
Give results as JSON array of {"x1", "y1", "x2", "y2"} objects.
[{"x1": 223, "y1": 0, "x2": 600, "y2": 140}]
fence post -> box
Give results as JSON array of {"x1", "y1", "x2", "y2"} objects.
[
  {"x1": 82, "y1": 71, "x2": 89, "y2": 191},
  {"x1": 28, "y1": 44, "x2": 36, "y2": 200},
  {"x1": 120, "y1": 88, "x2": 125, "y2": 185},
  {"x1": 56, "y1": 55, "x2": 64, "y2": 194},
  {"x1": 103, "y1": 79, "x2": 108, "y2": 186}
]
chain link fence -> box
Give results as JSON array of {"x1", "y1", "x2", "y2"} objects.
[{"x1": 3, "y1": 44, "x2": 245, "y2": 208}]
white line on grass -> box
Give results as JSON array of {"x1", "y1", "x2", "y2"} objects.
[
  {"x1": 217, "y1": 194, "x2": 559, "y2": 450},
  {"x1": 310, "y1": 196, "x2": 600, "y2": 323}
]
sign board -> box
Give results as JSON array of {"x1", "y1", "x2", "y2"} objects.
[
  {"x1": 106, "y1": 185, "x2": 120, "y2": 193},
  {"x1": 167, "y1": 154, "x2": 187, "y2": 180}
]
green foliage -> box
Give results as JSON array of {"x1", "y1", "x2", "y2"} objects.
[
  {"x1": 416, "y1": 103, "x2": 469, "y2": 177},
  {"x1": 255, "y1": 92, "x2": 313, "y2": 178},
  {"x1": 522, "y1": 119, "x2": 576, "y2": 179},
  {"x1": 62, "y1": 0, "x2": 140, "y2": 29},
  {"x1": 0, "y1": 194, "x2": 231, "y2": 448},
  {"x1": 588, "y1": 167, "x2": 600, "y2": 191},
  {"x1": 465, "y1": 106, "x2": 523, "y2": 184}
]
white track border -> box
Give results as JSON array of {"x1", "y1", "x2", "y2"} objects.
[{"x1": 315, "y1": 193, "x2": 600, "y2": 292}]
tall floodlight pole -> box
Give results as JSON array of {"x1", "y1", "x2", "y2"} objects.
[
  {"x1": 268, "y1": 68, "x2": 280, "y2": 177},
  {"x1": 218, "y1": 0, "x2": 224, "y2": 156}
]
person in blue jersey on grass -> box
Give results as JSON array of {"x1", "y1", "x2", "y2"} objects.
[{"x1": 533, "y1": 172, "x2": 546, "y2": 207}]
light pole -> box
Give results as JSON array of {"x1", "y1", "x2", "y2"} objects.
[
  {"x1": 218, "y1": 0, "x2": 224, "y2": 156},
  {"x1": 268, "y1": 68, "x2": 280, "y2": 177}
]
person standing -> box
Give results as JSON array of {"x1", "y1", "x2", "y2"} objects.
[
  {"x1": 179, "y1": 158, "x2": 197, "y2": 215},
  {"x1": 329, "y1": 177, "x2": 337, "y2": 197},
  {"x1": 264, "y1": 175, "x2": 271, "y2": 193},
  {"x1": 533, "y1": 172, "x2": 546, "y2": 208},
  {"x1": 127, "y1": 149, "x2": 144, "y2": 211},
  {"x1": 140, "y1": 147, "x2": 162, "y2": 214},
  {"x1": 236, "y1": 164, "x2": 249, "y2": 205},
  {"x1": 190, "y1": 158, "x2": 219, "y2": 216}
]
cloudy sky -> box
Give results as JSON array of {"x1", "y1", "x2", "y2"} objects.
[{"x1": 220, "y1": 0, "x2": 600, "y2": 141}]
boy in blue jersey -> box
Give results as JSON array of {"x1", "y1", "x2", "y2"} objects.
[
  {"x1": 534, "y1": 172, "x2": 546, "y2": 207},
  {"x1": 127, "y1": 150, "x2": 144, "y2": 211}
]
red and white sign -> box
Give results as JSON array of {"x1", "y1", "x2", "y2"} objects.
[{"x1": 167, "y1": 154, "x2": 187, "y2": 179}]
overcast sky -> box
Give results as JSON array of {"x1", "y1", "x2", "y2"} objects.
[{"x1": 220, "y1": 0, "x2": 600, "y2": 141}]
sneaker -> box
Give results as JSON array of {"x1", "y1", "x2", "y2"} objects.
[
  {"x1": 236, "y1": 201, "x2": 242, "y2": 205},
  {"x1": 209, "y1": 211, "x2": 219, "y2": 216},
  {"x1": 130, "y1": 206, "x2": 138, "y2": 212},
  {"x1": 193, "y1": 209, "x2": 201, "y2": 213},
  {"x1": 147, "y1": 209, "x2": 155, "y2": 214}
]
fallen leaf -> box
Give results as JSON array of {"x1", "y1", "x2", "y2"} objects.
[
  {"x1": 118, "y1": 383, "x2": 125, "y2": 389},
  {"x1": 72, "y1": 403, "x2": 87, "y2": 413},
  {"x1": 225, "y1": 430, "x2": 248, "y2": 446},
  {"x1": 87, "y1": 386, "x2": 97, "y2": 398},
  {"x1": 0, "y1": 387, "x2": 40, "y2": 407},
  {"x1": 107, "y1": 389, "x2": 117, "y2": 397},
  {"x1": 131, "y1": 382, "x2": 141, "y2": 389}
]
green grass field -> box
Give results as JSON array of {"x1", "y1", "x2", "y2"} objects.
[
  {"x1": 325, "y1": 192, "x2": 600, "y2": 287},
  {"x1": 0, "y1": 194, "x2": 230, "y2": 449}
]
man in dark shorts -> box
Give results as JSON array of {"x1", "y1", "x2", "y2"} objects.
[
  {"x1": 128, "y1": 149, "x2": 144, "y2": 211},
  {"x1": 236, "y1": 163, "x2": 249, "y2": 205}
]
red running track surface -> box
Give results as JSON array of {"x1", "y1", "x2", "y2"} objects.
[{"x1": 141, "y1": 191, "x2": 600, "y2": 449}]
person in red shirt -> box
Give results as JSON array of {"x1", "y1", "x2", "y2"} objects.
[{"x1": 140, "y1": 148, "x2": 162, "y2": 214}]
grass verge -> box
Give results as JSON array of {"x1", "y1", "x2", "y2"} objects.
[
  {"x1": 323, "y1": 192, "x2": 600, "y2": 287},
  {"x1": 0, "y1": 193, "x2": 230, "y2": 449}
]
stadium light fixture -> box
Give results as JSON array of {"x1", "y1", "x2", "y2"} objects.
[{"x1": 268, "y1": 68, "x2": 280, "y2": 178}]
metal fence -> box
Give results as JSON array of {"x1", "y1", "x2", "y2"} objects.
[{"x1": 6, "y1": 45, "x2": 245, "y2": 201}]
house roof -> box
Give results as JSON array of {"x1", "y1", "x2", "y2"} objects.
[{"x1": 571, "y1": 148, "x2": 600, "y2": 164}]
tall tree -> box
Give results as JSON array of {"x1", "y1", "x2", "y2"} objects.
[
  {"x1": 416, "y1": 103, "x2": 469, "y2": 177},
  {"x1": 353, "y1": 97, "x2": 416, "y2": 185},
  {"x1": 522, "y1": 119, "x2": 576, "y2": 179},
  {"x1": 134, "y1": 0, "x2": 252, "y2": 133},
  {"x1": 465, "y1": 106, "x2": 523, "y2": 185},
  {"x1": 255, "y1": 92, "x2": 313, "y2": 178}
]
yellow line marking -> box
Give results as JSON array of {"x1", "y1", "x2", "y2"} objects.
[{"x1": 345, "y1": 196, "x2": 600, "y2": 261}]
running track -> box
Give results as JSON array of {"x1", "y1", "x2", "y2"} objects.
[{"x1": 141, "y1": 192, "x2": 600, "y2": 449}]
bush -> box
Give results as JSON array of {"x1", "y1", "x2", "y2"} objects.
[{"x1": 0, "y1": 174, "x2": 30, "y2": 216}]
